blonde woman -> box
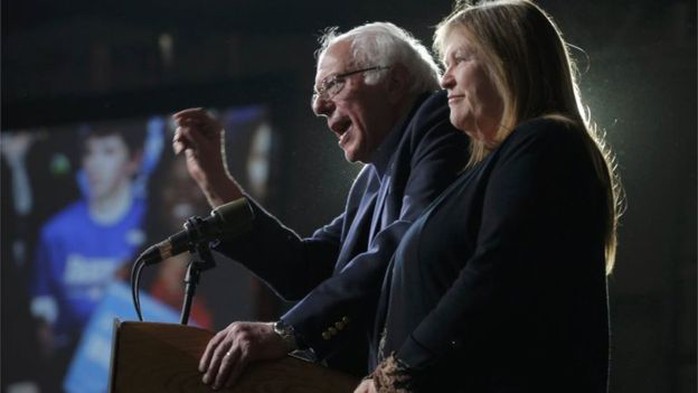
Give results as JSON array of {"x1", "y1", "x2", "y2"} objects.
[{"x1": 356, "y1": 1, "x2": 622, "y2": 392}]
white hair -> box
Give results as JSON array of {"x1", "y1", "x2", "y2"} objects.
[{"x1": 316, "y1": 22, "x2": 441, "y2": 94}]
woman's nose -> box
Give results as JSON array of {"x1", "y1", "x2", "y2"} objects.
[{"x1": 440, "y1": 71, "x2": 454, "y2": 90}]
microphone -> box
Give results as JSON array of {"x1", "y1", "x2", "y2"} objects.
[{"x1": 139, "y1": 197, "x2": 255, "y2": 265}]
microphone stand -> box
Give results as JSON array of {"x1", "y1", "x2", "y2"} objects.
[{"x1": 180, "y1": 218, "x2": 217, "y2": 325}]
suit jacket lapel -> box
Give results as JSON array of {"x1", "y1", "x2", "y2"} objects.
[{"x1": 334, "y1": 175, "x2": 380, "y2": 273}]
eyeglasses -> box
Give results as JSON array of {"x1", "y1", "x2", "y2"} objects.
[{"x1": 312, "y1": 66, "x2": 390, "y2": 103}]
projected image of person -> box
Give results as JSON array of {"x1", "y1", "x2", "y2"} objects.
[
  {"x1": 29, "y1": 123, "x2": 148, "y2": 387},
  {"x1": 173, "y1": 22, "x2": 471, "y2": 389},
  {"x1": 354, "y1": 1, "x2": 624, "y2": 392}
]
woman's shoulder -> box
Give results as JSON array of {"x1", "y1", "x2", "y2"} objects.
[
  {"x1": 515, "y1": 114, "x2": 583, "y2": 138},
  {"x1": 502, "y1": 115, "x2": 587, "y2": 150},
  {"x1": 487, "y1": 115, "x2": 592, "y2": 169}
]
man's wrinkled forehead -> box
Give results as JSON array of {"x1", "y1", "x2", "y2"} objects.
[{"x1": 315, "y1": 40, "x2": 355, "y2": 84}]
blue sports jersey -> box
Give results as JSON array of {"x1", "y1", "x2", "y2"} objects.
[{"x1": 31, "y1": 198, "x2": 147, "y2": 346}]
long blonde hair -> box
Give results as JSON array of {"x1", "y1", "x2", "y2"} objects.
[{"x1": 434, "y1": 0, "x2": 623, "y2": 273}]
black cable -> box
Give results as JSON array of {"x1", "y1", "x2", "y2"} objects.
[{"x1": 130, "y1": 256, "x2": 146, "y2": 322}]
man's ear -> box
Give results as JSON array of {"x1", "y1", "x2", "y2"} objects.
[{"x1": 386, "y1": 64, "x2": 410, "y2": 104}]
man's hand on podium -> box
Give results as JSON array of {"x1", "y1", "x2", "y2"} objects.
[{"x1": 198, "y1": 321, "x2": 287, "y2": 390}]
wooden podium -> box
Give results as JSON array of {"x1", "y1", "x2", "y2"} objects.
[{"x1": 108, "y1": 320, "x2": 359, "y2": 393}]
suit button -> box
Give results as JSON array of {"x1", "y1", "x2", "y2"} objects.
[
  {"x1": 335, "y1": 321, "x2": 345, "y2": 330},
  {"x1": 328, "y1": 327, "x2": 338, "y2": 336},
  {"x1": 342, "y1": 316, "x2": 350, "y2": 324},
  {"x1": 322, "y1": 331, "x2": 331, "y2": 340}
]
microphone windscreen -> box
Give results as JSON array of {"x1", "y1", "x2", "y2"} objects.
[{"x1": 212, "y1": 198, "x2": 255, "y2": 237}]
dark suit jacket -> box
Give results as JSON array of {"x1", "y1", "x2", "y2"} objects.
[
  {"x1": 375, "y1": 118, "x2": 610, "y2": 392},
  {"x1": 215, "y1": 90, "x2": 470, "y2": 375}
]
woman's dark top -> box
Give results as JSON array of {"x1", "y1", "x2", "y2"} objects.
[{"x1": 373, "y1": 118, "x2": 610, "y2": 392}]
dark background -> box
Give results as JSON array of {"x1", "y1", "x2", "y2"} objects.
[{"x1": 2, "y1": 0, "x2": 695, "y2": 392}]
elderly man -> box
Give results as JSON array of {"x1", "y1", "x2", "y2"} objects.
[{"x1": 173, "y1": 22, "x2": 469, "y2": 390}]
